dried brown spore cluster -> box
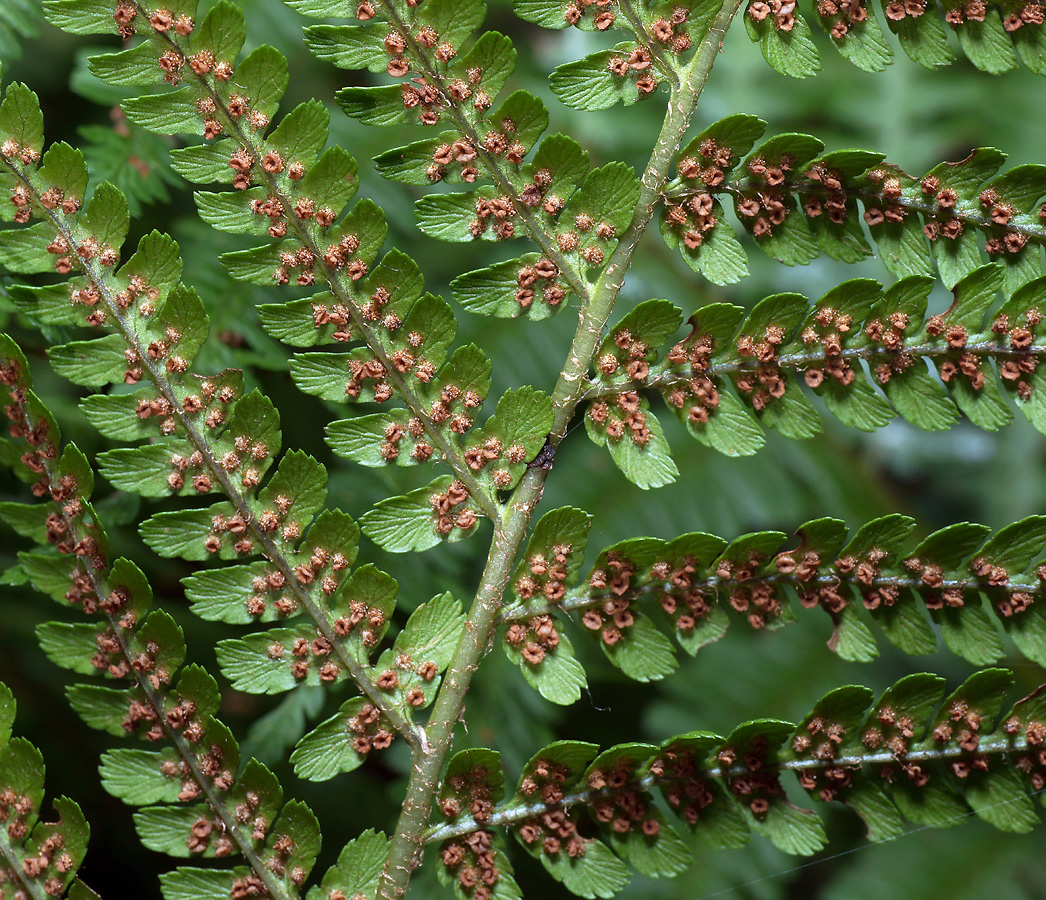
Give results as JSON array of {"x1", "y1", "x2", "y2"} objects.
[
  {"x1": 0, "y1": 789, "x2": 39, "y2": 841},
  {"x1": 563, "y1": 0, "x2": 618, "y2": 29},
  {"x1": 1006, "y1": 713, "x2": 1046, "y2": 791},
  {"x1": 482, "y1": 115, "x2": 527, "y2": 167},
  {"x1": 816, "y1": 0, "x2": 870, "y2": 39},
  {"x1": 514, "y1": 543, "x2": 574, "y2": 603},
  {"x1": 583, "y1": 552, "x2": 640, "y2": 644},
  {"x1": 597, "y1": 327, "x2": 654, "y2": 382},
  {"x1": 514, "y1": 257, "x2": 565, "y2": 310},
  {"x1": 380, "y1": 415, "x2": 435, "y2": 464},
  {"x1": 901, "y1": 553, "x2": 968, "y2": 610},
  {"x1": 944, "y1": 0, "x2": 1043, "y2": 25},
  {"x1": 516, "y1": 758, "x2": 591, "y2": 858},
  {"x1": 1, "y1": 371, "x2": 109, "y2": 575},
  {"x1": 91, "y1": 626, "x2": 171, "y2": 689},
  {"x1": 799, "y1": 304, "x2": 858, "y2": 390},
  {"x1": 715, "y1": 551, "x2": 783, "y2": 627},
  {"x1": 665, "y1": 189, "x2": 718, "y2": 250},
  {"x1": 882, "y1": 0, "x2": 928, "y2": 18},
  {"x1": 773, "y1": 545, "x2": 849, "y2": 614},
  {"x1": 556, "y1": 208, "x2": 618, "y2": 266},
  {"x1": 429, "y1": 136, "x2": 479, "y2": 183},
  {"x1": 649, "y1": 746, "x2": 720, "y2": 825},
  {"x1": 733, "y1": 322, "x2": 790, "y2": 411},
  {"x1": 442, "y1": 765, "x2": 497, "y2": 825},
  {"x1": 278, "y1": 632, "x2": 332, "y2": 682},
  {"x1": 467, "y1": 193, "x2": 520, "y2": 241},
  {"x1": 861, "y1": 702, "x2": 931, "y2": 785},
  {"x1": 185, "y1": 812, "x2": 231, "y2": 856},
  {"x1": 717, "y1": 737, "x2": 784, "y2": 819},
  {"x1": 463, "y1": 435, "x2": 505, "y2": 474},
  {"x1": 204, "y1": 488, "x2": 306, "y2": 559},
  {"x1": 804, "y1": 163, "x2": 866, "y2": 227},
  {"x1": 160, "y1": 741, "x2": 235, "y2": 805},
  {"x1": 345, "y1": 702, "x2": 394, "y2": 756},
  {"x1": 605, "y1": 45, "x2": 660, "y2": 97},
  {"x1": 504, "y1": 615, "x2": 561, "y2": 666},
  {"x1": 245, "y1": 546, "x2": 351, "y2": 619},
  {"x1": 343, "y1": 355, "x2": 391, "y2": 402},
  {"x1": 438, "y1": 831, "x2": 501, "y2": 900},
  {"x1": 650, "y1": 556, "x2": 717, "y2": 632},
  {"x1": 587, "y1": 757, "x2": 663, "y2": 836},
  {"x1": 663, "y1": 331, "x2": 723, "y2": 424},
  {"x1": 668, "y1": 153, "x2": 1046, "y2": 277},
  {"x1": 734, "y1": 152, "x2": 801, "y2": 238},
  {"x1": 400, "y1": 76, "x2": 445, "y2": 126},
  {"x1": 430, "y1": 480, "x2": 478, "y2": 535},
  {"x1": 0, "y1": 809, "x2": 73, "y2": 895},
  {"x1": 587, "y1": 390, "x2": 651, "y2": 445},
  {"x1": 747, "y1": 0, "x2": 799, "y2": 32},
  {"x1": 157, "y1": 25, "x2": 237, "y2": 110},
  {"x1": 0, "y1": 332, "x2": 286, "y2": 877},
  {"x1": 862, "y1": 308, "x2": 916, "y2": 387},
  {"x1": 791, "y1": 716, "x2": 855, "y2": 802},
  {"x1": 380, "y1": 17, "x2": 459, "y2": 80},
  {"x1": 988, "y1": 305, "x2": 1043, "y2": 403}
]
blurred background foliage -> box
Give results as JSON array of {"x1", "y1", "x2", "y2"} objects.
[{"x1": 1, "y1": 0, "x2": 1046, "y2": 897}]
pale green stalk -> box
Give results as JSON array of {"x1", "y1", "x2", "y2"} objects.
[{"x1": 375, "y1": 3, "x2": 746, "y2": 895}]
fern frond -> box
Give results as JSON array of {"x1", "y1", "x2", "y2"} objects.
[
  {"x1": 286, "y1": 0, "x2": 720, "y2": 322},
  {"x1": 44, "y1": 0, "x2": 550, "y2": 532},
  {"x1": 741, "y1": 0, "x2": 1042, "y2": 78},
  {"x1": 292, "y1": 0, "x2": 605, "y2": 311},
  {"x1": 0, "y1": 71, "x2": 439, "y2": 751},
  {"x1": 425, "y1": 669, "x2": 1046, "y2": 897},
  {"x1": 568, "y1": 264, "x2": 1046, "y2": 484},
  {"x1": 661, "y1": 117, "x2": 1046, "y2": 290},
  {"x1": 499, "y1": 511, "x2": 1046, "y2": 698},
  {"x1": 0, "y1": 335, "x2": 323, "y2": 900}
]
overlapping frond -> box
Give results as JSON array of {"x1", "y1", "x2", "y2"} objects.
[
  {"x1": 281, "y1": 0, "x2": 680, "y2": 322},
  {"x1": 42, "y1": 0, "x2": 568, "y2": 552},
  {"x1": 0, "y1": 58, "x2": 479, "y2": 794},
  {"x1": 425, "y1": 669, "x2": 1046, "y2": 898},
  {"x1": 0, "y1": 336, "x2": 327, "y2": 900}
]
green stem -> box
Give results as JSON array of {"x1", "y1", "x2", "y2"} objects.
[{"x1": 375, "y1": 3, "x2": 745, "y2": 896}]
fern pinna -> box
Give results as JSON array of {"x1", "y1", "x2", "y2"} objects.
[{"x1": 1, "y1": 0, "x2": 1046, "y2": 898}]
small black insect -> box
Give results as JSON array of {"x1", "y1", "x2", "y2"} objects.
[{"x1": 527, "y1": 435, "x2": 556, "y2": 470}]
